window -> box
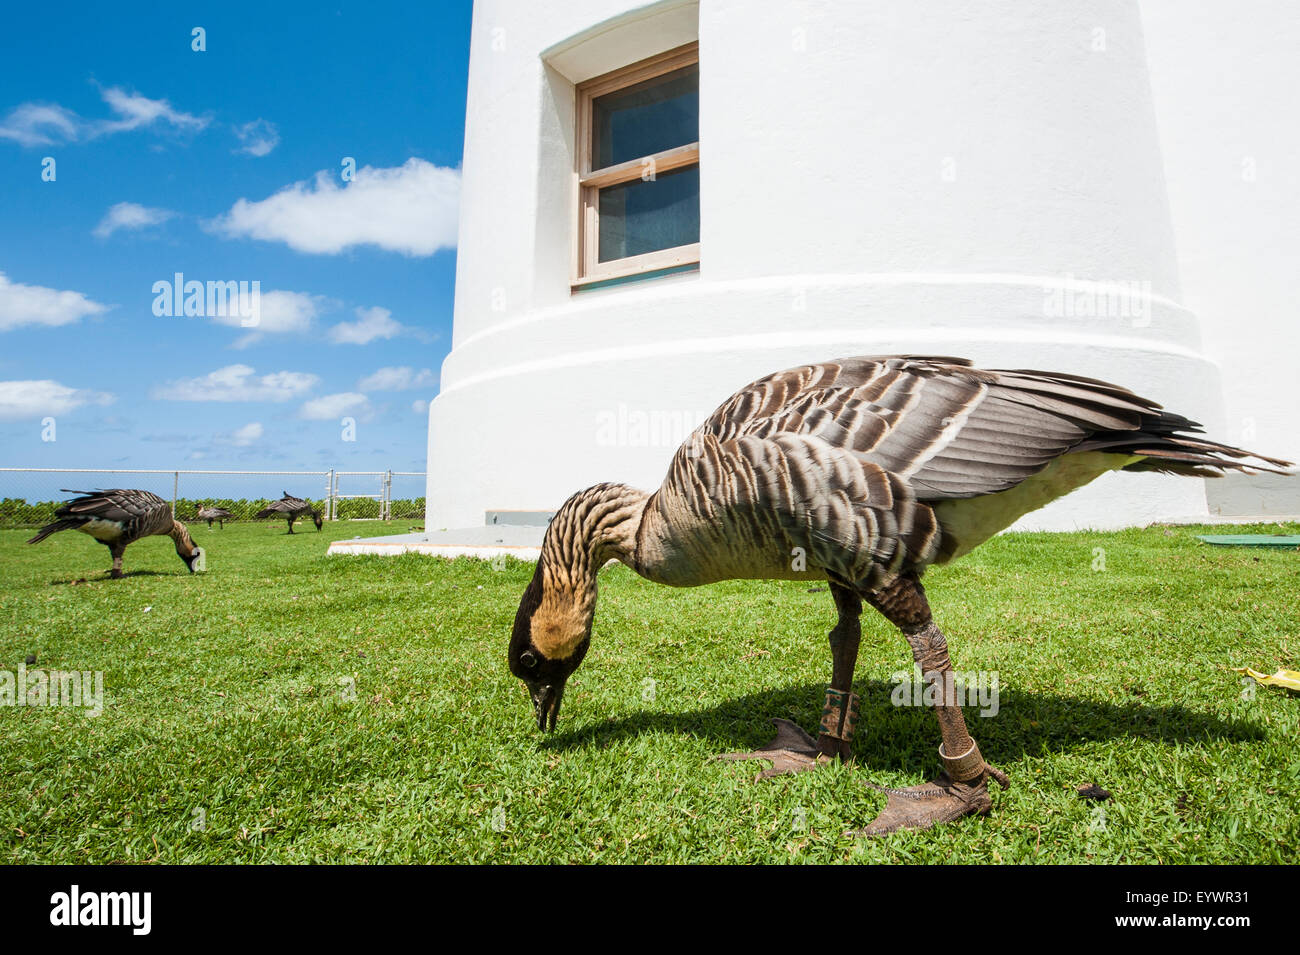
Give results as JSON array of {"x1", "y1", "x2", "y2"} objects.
[{"x1": 574, "y1": 42, "x2": 699, "y2": 287}]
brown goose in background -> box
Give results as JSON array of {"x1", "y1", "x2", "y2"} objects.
[
  {"x1": 196, "y1": 505, "x2": 233, "y2": 529},
  {"x1": 255, "y1": 492, "x2": 323, "y2": 533},
  {"x1": 28, "y1": 489, "x2": 204, "y2": 579},
  {"x1": 508, "y1": 355, "x2": 1291, "y2": 835}
]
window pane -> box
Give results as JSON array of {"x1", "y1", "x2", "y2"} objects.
[
  {"x1": 598, "y1": 165, "x2": 699, "y2": 262},
  {"x1": 593, "y1": 65, "x2": 698, "y2": 169}
]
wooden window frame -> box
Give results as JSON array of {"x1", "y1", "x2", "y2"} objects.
[{"x1": 573, "y1": 42, "x2": 700, "y2": 288}]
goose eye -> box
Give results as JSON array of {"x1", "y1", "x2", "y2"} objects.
[{"x1": 521, "y1": 651, "x2": 537, "y2": 669}]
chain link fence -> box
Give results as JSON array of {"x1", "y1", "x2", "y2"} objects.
[{"x1": 0, "y1": 468, "x2": 425, "y2": 529}]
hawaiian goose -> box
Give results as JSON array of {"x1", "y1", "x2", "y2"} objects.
[
  {"x1": 196, "y1": 505, "x2": 233, "y2": 529},
  {"x1": 28, "y1": 489, "x2": 203, "y2": 579},
  {"x1": 508, "y1": 355, "x2": 1291, "y2": 834},
  {"x1": 255, "y1": 492, "x2": 323, "y2": 533}
]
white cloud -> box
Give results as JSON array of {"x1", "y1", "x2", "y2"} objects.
[
  {"x1": 92, "y1": 87, "x2": 208, "y2": 138},
  {"x1": 0, "y1": 272, "x2": 111, "y2": 331},
  {"x1": 206, "y1": 157, "x2": 459, "y2": 256},
  {"x1": 0, "y1": 103, "x2": 80, "y2": 147},
  {"x1": 233, "y1": 118, "x2": 279, "y2": 157},
  {"x1": 328, "y1": 306, "x2": 404, "y2": 345},
  {"x1": 0, "y1": 86, "x2": 207, "y2": 147},
  {"x1": 214, "y1": 289, "x2": 323, "y2": 347},
  {"x1": 222, "y1": 421, "x2": 264, "y2": 446},
  {"x1": 152, "y1": 364, "x2": 319, "y2": 402},
  {"x1": 299, "y1": 392, "x2": 371, "y2": 420},
  {"x1": 0, "y1": 380, "x2": 114, "y2": 419},
  {"x1": 358, "y1": 366, "x2": 436, "y2": 391},
  {"x1": 93, "y1": 201, "x2": 175, "y2": 238},
  {"x1": 412, "y1": 399, "x2": 429, "y2": 415}
]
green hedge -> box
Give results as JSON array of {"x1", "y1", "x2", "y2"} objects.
[{"x1": 0, "y1": 496, "x2": 425, "y2": 528}]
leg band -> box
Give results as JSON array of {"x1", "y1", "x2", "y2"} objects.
[
  {"x1": 819, "y1": 688, "x2": 860, "y2": 741},
  {"x1": 939, "y1": 738, "x2": 986, "y2": 783}
]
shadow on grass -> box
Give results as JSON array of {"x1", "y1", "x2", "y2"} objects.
[
  {"x1": 542, "y1": 679, "x2": 1264, "y2": 773},
  {"x1": 48, "y1": 569, "x2": 180, "y2": 584}
]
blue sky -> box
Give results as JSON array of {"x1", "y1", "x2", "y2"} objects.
[{"x1": 0, "y1": 1, "x2": 472, "y2": 485}]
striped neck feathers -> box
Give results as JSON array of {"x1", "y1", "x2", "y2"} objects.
[
  {"x1": 529, "y1": 484, "x2": 648, "y2": 660},
  {"x1": 169, "y1": 520, "x2": 196, "y2": 555}
]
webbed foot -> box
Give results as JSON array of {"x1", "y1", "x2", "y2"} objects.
[
  {"x1": 715, "y1": 689, "x2": 861, "y2": 780},
  {"x1": 857, "y1": 743, "x2": 1010, "y2": 835},
  {"x1": 714, "y1": 718, "x2": 834, "y2": 779}
]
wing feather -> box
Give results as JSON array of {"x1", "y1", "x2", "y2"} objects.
[{"x1": 694, "y1": 355, "x2": 1289, "y2": 504}]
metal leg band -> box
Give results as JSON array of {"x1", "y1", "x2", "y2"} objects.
[{"x1": 819, "y1": 688, "x2": 860, "y2": 741}]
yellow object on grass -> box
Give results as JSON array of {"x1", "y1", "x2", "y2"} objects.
[{"x1": 1233, "y1": 667, "x2": 1300, "y2": 692}]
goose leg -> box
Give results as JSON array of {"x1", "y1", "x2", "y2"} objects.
[
  {"x1": 716, "y1": 582, "x2": 863, "y2": 778},
  {"x1": 108, "y1": 544, "x2": 125, "y2": 579},
  {"x1": 859, "y1": 574, "x2": 1009, "y2": 835}
]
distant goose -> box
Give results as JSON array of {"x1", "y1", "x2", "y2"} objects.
[
  {"x1": 196, "y1": 505, "x2": 233, "y2": 529},
  {"x1": 508, "y1": 355, "x2": 1291, "y2": 834},
  {"x1": 255, "y1": 492, "x2": 323, "y2": 533},
  {"x1": 28, "y1": 489, "x2": 203, "y2": 579}
]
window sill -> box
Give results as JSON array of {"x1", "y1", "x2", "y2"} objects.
[
  {"x1": 571, "y1": 261, "x2": 699, "y2": 293},
  {"x1": 572, "y1": 242, "x2": 700, "y2": 289}
]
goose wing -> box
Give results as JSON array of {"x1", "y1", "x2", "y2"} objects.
[
  {"x1": 256, "y1": 494, "x2": 309, "y2": 518},
  {"x1": 55, "y1": 488, "x2": 168, "y2": 523},
  {"x1": 697, "y1": 355, "x2": 1287, "y2": 502},
  {"x1": 45, "y1": 488, "x2": 172, "y2": 541}
]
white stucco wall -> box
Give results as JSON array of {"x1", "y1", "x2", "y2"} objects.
[
  {"x1": 427, "y1": 0, "x2": 1227, "y2": 532},
  {"x1": 1140, "y1": 0, "x2": 1300, "y2": 469}
]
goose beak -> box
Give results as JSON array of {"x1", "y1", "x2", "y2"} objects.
[{"x1": 530, "y1": 682, "x2": 565, "y2": 733}]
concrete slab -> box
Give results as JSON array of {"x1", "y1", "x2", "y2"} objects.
[
  {"x1": 327, "y1": 525, "x2": 545, "y2": 560},
  {"x1": 1206, "y1": 472, "x2": 1300, "y2": 518},
  {"x1": 1158, "y1": 514, "x2": 1299, "y2": 526}
]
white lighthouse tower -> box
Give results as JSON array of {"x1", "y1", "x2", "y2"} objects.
[{"x1": 425, "y1": 0, "x2": 1225, "y2": 532}]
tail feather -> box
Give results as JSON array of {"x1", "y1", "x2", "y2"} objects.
[
  {"x1": 27, "y1": 519, "x2": 82, "y2": 544},
  {"x1": 1079, "y1": 411, "x2": 1295, "y2": 477}
]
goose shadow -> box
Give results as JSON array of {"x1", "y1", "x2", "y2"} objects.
[
  {"x1": 49, "y1": 570, "x2": 175, "y2": 584},
  {"x1": 541, "y1": 678, "x2": 1265, "y2": 773}
]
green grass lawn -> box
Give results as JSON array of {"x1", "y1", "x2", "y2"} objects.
[{"x1": 0, "y1": 518, "x2": 1296, "y2": 864}]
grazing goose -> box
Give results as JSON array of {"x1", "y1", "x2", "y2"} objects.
[
  {"x1": 508, "y1": 355, "x2": 1291, "y2": 834},
  {"x1": 27, "y1": 489, "x2": 203, "y2": 579},
  {"x1": 255, "y1": 492, "x2": 323, "y2": 533},
  {"x1": 196, "y1": 505, "x2": 233, "y2": 529}
]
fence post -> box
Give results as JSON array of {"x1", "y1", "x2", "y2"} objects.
[
  {"x1": 172, "y1": 471, "x2": 179, "y2": 517},
  {"x1": 327, "y1": 469, "x2": 334, "y2": 522},
  {"x1": 384, "y1": 470, "x2": 392, "y2": 521}
]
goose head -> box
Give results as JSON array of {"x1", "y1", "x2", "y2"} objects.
[
  {"x1": 508, "y1": 563, "x2": 593, "y2": 732},
  {"x1": 172, "y1": 523, "x2": 203, "y2": 573}
]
